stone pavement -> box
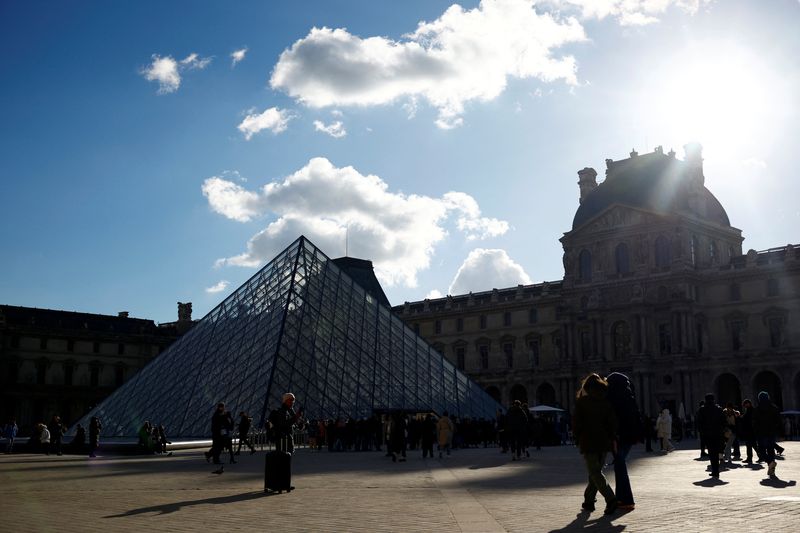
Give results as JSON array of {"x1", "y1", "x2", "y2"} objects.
[{"x1": 1, "y1": 441, "x2": 799, "y2": 532}]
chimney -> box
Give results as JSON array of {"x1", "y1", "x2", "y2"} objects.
[
  {"x1": 118, "y1": 311, "x2": 129, "y2": 318},
  {"x1": 577, "y1": 167, "x2": 598, "y2": 204}
]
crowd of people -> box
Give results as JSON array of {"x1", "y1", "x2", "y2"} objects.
[{"x1": 137, "y1": 421, "x2": 171, "y2": 455}]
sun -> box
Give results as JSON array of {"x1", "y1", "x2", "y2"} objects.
[{"x1": 641, "y1": 41, "x2": 781, "y2": 157}]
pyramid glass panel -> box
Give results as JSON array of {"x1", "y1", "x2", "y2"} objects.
[{"x1": 73, "y1": 236, "x2": 502, "y2": 439}]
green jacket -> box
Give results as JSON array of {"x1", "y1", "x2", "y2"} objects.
[{"x1": 573, "y1": 390, "x2": 618, "y2": 454}]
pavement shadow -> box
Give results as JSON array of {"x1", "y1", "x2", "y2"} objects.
[
  {"x1": 549, "y1": 512, "x2": 626, "y2": 532},
  {"x1": 692, "y1": 477, "x2": 728, "y2": 487},
  {"x1": 759, "y1": 477, "x2": 797, "y2": 488},
  {"x1": 104, "y1": 490, "x2": 266, "y2": 517}
]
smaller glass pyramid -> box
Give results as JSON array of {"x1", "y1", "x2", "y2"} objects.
[{"x1": 73, "y1": 236, "x2": 501, "y2": 438}]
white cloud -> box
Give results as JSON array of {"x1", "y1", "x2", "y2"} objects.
[
  {"x1": 141, "y1": 53, "x2": 212, "y2": 93},
  {"x1": 231, "y1": 47, "x2": 248, "y2": 67},
  {"x1": 205, "y1": 280, "x2": 230, "y2": 294},
  {"x1": 270, "y1": 0, "x2": 586, "y2": 128},
  {"x1": 550, "y1": 0, "x2": 709, "y2": 26},
  {"x1": 180, "y1": 53, "x2": 213, "y2": 70},
  {"x1": 426, "y1": 289, "x2": 444, "y2": 299},
  {"x1": 203, "y1": 157, "x2": 509, "y2": 288},
  {"x1": 237, "y1": 107, "x2": 294, "y2": 139},
  {"x1": 141, "y1": 55, "x2": 181, "y2": 94},
  {"x1": 448, "y1": 248, "x2": 532, "y2": 295},
  {"x1": 313, "y1": 119, "x2": 347, "y2": 138}
]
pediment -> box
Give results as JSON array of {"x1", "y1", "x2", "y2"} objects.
[{"x1": 571, "y1": 204, "x2": 662, "y2": 236}]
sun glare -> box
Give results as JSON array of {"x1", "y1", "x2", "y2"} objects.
[{"x1": 641, "y1": 41, "x2": 782, "y2": 157}]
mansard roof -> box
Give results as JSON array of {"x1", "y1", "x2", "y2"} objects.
[{"x1": 571, "y1": 149, "x2": 730, "y2": 231}]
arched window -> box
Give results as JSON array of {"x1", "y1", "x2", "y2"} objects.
[
  {"x1": 613, "y1": 321, "x2": 632, "y2": 359},
  {"x1": 655, "y1": 236, "x2": 671, "y2": 267},
  {"x1": 579, "y1": 249, "x2": 592, "y2": 282},
  {"x1": 709, "y1": 241, "x2": 718, "y2": 264},
  {"x1": 615, "y1": 243, "x2": 630, "y2": 274}
]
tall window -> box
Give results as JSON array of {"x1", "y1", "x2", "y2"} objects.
[
  {"x1": 456, "y1": 347, "x2": 465, "y2": 370},
  {"x1": 479, "y1": 345, "x2": 489, "y2": 369},
  {"x1": 503, "y1": 312, "x2": 512, "y2": 327},
  {"x1": 90, "y1": 365, "x2": 100, "y2": 387},
  {"x1": 709, "y1": 241, "x2": 718, "y2": 264},
  {"x1": 580, "y1": 330, "x2": 592, "y2": 360},
  {"x1": 768, "y1": 317, "x2": 784, "y2": 348},
  {"x1": 117, "y1": 343, "x2": 125, "y2": 355},
  {"x1": 39, "y1": 337, "x2": 48, "y2": 350},
  {"x1": 696, "y1": 322, "x2": 704, "y2": 353},
  {"x1": 655, "y1": 236, "x2": 671, "y2": 268},
  {"x1": 115, "y1": 364, "x2": 125, "y2": 386},
  {"x1": 658, "y1": 324, "x2": 672, "y2": 355},
  {"x1": 434, "y1": 320, "x2": 442, "y2": 334},
  {"x1": 528, "y1": 338, "x2": 540, "y2": 367},
  {"x1": 579, "y1": 249, "x2": 592, "y2": 282},
  {"x1": 730, "y1": 321, "x2": 745, "y2": 351},
  {"x1": 528, "y1": 308, "x2": 538, "y2": 324},
  {"x1": 503, "y1": 342, "x2": 513, "y2": 368},
  {"x1": 479, "y1": 314, "x2": 487, "y2": 329},
  {"x1": 67, "y1": 339, "x2": 75, "y2": 352},
  {"x1": 456, "y1": 317, "x2": 464, "y2": 332},
  {"x1": 730, "y1": 283, "x2": 741, "y2": 302},
  {"x1": 552, "y1": 333, "x2": 563, "y2": 359},
  {"x1": 36, "y1": 360, "x2": 47, "y2": 385},
  {"x1": 767, "y1": 279, "x2": 779, "y2": 297},
  {"x1": 690, "y1": 236, "x2": 699, "y2": 267},
  {"x1": 64, "y1": 362, "x2": 74, "y2": 386},
  {"x1": 615, "y1": 243, "x2": 630, "y2": 274},
  {"x1": 613, "y1": 321, "x2": 632, "y2": 358}
]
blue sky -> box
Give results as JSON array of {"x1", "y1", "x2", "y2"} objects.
[{"x1": 1, "y1": 0, "x2": 798, "y2": 323}]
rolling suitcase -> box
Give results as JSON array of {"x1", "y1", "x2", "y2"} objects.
[{"x1": 264, "y1": 441, "x2": 292, "y2": 493}]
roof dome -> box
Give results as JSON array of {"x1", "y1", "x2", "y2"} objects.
[{"x1": 571, "y1": 149, "x2": 730, "y2": 230}]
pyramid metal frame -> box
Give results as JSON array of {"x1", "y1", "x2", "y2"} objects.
[{"x1": 74, "y1": 236, "x2": 502, "y2": 438}]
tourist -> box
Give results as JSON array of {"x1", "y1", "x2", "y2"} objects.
[
  {"x1": 40, "y1": 423, "x2": 51, "y2": 455},
  {"x1": 739, "y1": 399, "x2": 757, "y2": 463},
  {"x1": 754, "y1": 391, "x2": 781, "y2": 477},
  {"x1": 722, "y1": 403, "x2": 740, "y2": 464},
  {"x1": 606, "y1": 372, "x2": 642, "y2": 511},
  {"x1": 236, "y1": 412, "x2": 256, "y2": 455},
  {"x1": 437, "y1": 410, "x2": 453, "y2": 458},
  {"x1": 695, "y1": 401, "x2": 707, "y2": 458},
  {"x1": 88, "y1": 416, "x2": 101, "y2": 457},
  {"x1": 71, "y1": 423, "x2": 86, "y2": 454},
  {"x1": 655, "y1": 409, "x2": 675, "y2": 452},
  {"x1": 507, "y1": 400, "x2": 528, "y2": 461},
  {"x1": 48, "y1": 415, "x2": 64, "y2": 456},
  {"x1": 138, "y1": 421, "x2": 154, "y2": 453},
  {"x1": 697, "y1": 394, "x2": 725, "y2": 478},
  {"x1": 573, "y1": 373, "x2": 618, "y2": 515},
  {"x1": 206, "y1": 403, "x2": 228, "y2": 464},
  {"x1": 421, "y1": 414, "x2": 436, "y2": 458},
  {"x1": 3, "y1": 418, "x2": 18, "y2": 454},
  {"x1": 157, "y1": 424, "x2": 170, "y2": 454},
  {"x1": 388, "y1": 411, "x2": 407, "y2": 462}
]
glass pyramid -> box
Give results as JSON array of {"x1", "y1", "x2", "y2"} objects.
[{"x1": 74, "y1": 236, "x2": 501, "y2": 438}]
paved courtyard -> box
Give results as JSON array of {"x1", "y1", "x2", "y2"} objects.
[{"x1": 1, "y1": 441, "x2": 799, "y2": 532}]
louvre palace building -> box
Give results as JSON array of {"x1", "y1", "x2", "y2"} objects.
[{"x1": 394, "y1": 144, "x2": 800, "y2": 418}]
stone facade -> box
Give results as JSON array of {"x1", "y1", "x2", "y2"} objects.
[
  {"x1": 394, "y1": 145, "x2": 800, "y2": 418},
  {"x1": 0, "y1": 304, "x2": 191, "y2": 434}
]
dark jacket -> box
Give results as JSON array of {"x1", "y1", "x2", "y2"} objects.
[
  {"x1": 211, "y1": 410, "x2": 228, "y2": 438},
  {"x1": 573, "y1": 390, "x2": 618, "y2": 454},
  {"x1": 506, "y1": 404, "x2": 528, "y2": 432},
  {"x1": 753, "y1": 401, "x2": 781, "y2": 438},
  {"x1": 738, "y1": 407, "x2": 755, "y2": 440},
  {"x1": 271, "y1": 404, "x2": 299, "y2": 439},
  {"x1": 606, "y1": 372, "x2": 642, "y2": 446},
  {"x1": 697, "y1": 403, "x2": 725, "y2": 442}
]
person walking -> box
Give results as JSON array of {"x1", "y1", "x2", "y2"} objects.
[
  {"x1": 207, "y1": 403, "x2": 227, "y2": 464},
  {"x1": 48, "y1": 415, "x2": 64, "y2": 456},
  {"x1": 3, "y1": 418, "x2": 18, "y2": 454},
  {"x1": 421, "y1": 414, "x2": 436, "y2": 458},
  {"x1": 88, "y1": 416, "x2": 101, "y2": 458},
  {"x1": 754, "y1": 391, "x2": 781, "y2": 477},
  {"x1": 437, "y1": 411, "x2": 454, "y2": 459},
  {"x1": 697, "y1": 394, "x2": 725, "y2": 478},
  {"x1": 739, "y1": 399, "x2": 757, "y2": 463},
  {"x1": 507, "y1": 400, "x2": 528, "y2": 461},
  {"x1": 722, "y1": 403, "x2": 740, "y2": 464},
  {"x1": 695, "y1": 401, "x2": 708, "y2": 459},
  {"x1": 235, "y1": 412, "x2": 256, "y2": 455},
  {"x1": 606, "y1": 372, "x2": 642, "y2": 511},
  {"x1": 40, "y1": 423, "x2": 51, "y2": 455},
  {"x1": 388, "y1": 411, "x2": 408, "y2": 462},
  {"x1": 573, "y1": 373, "x2": 618, "y2": 516},
  {"x1": 655, "y1": 409, "x2": 675, "y2": 452}
]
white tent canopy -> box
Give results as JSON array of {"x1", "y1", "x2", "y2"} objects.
[{"x1": 529, "y1": 405, "x2": 564, "y2": 412}]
